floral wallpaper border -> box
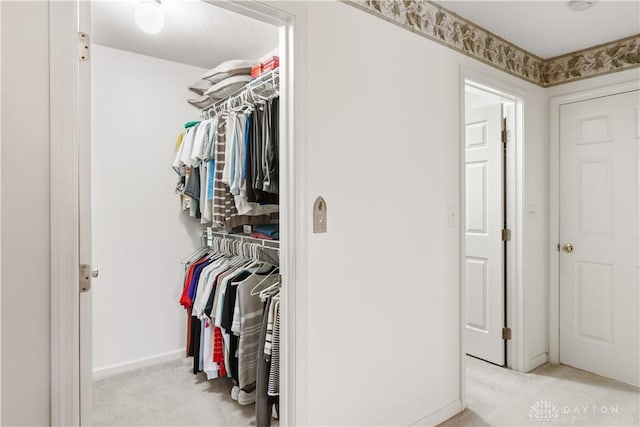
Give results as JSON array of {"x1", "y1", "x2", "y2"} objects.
[
  {"x1": 542, "y1": 35, "x2": 640, "y2": 86},
  {"x1": 344, "y1": 0, "x2": 640, "y2": 88}
]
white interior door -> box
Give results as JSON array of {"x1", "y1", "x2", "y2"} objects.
[
  {"x1": 559, "y1": 89, "x2": 639, "y2": 386},
  {"x1": 465, "y1": 103, "x2": 505, "y2": 366}
]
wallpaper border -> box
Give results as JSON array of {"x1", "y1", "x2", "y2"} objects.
[
  {"x1": 542, "y1": 34, "x2": 640, "y2": 87},
  {"x1": 344, "y1": 0, "x2": 640, "y2": 88}
]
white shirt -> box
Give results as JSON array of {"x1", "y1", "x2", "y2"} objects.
[{"x1": 190, "y1": 120, "x2": 211, "y2": 167}]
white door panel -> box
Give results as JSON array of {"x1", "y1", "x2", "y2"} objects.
[
  {"x1": 465, "y1": 103, "x2": 504, "y2": 366},
  {"x1": 559, "y1": 89, "x2": 640, "y2": 386}
]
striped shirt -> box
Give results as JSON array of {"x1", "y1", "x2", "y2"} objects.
[
  {"x1": 212, "y1": 116, "x2": 275, "y2": 230},
  {"x1": 268, "y1": 303, "x2": 280, "y2": 397},
  {"x1": 236, "y1": 273, "x2": 280, "y2": 391}
]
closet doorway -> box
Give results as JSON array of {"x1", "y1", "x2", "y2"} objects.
[
  {"x1": 462, "y1": 78, "x2": 521, "y2": 370},
  {"x1": 65, "y1": 1, "x2": 296, "y2": 426}
]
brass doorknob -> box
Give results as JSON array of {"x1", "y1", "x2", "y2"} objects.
[{"x1": 562, "y1": 243, "x2": 574, "y2": 253}]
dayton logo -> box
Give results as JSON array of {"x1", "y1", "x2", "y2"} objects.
[{"x1": 529, "y1": 400, "x2": 560, "y2": 426}]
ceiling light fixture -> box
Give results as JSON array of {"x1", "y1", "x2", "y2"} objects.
[
  {"x1": 568, "y1": 0, "x2": 596, "y2": 11},
  {"x1": 135, "y1": 0, "x2": 164, "y2": 34}
]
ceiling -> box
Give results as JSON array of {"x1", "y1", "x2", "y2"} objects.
[
  {"x1": 92, "y1": 1, "x2": 279, "y2": 70},
  {"x1": 437, "y1": 1, "x2": 640, "y2": 59}
]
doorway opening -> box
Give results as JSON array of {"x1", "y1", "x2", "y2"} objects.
[
  {"x1": 463, "y1": 80, "x2": 517, "y2": 369},
  {"x1": 81, "y1": 1, "x2": 295, "y2": 425}
]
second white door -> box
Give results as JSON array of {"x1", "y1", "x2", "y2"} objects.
[
  {"x1": 465, "y1": 102, "x2": 505, "y2": 366},
  {"x1": 559, "y1": 89, "x2": 639, "y2": 386}
]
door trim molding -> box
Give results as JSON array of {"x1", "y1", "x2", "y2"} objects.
[
  {"x1": 459, "y1": 66, "x2": 527, "y2": 408},
  {"x1": 49, "y1": 1, "x2": 305, "y2": 425},
  {"x1": 49, "y1": 1, "x2": 81, "y2": 425},
  {"x1": 548, "y1": 79, "x2": 640, "y2": 364},
  {"x1": 208, "y1": 3, "x2": 304, "y2": 424}
]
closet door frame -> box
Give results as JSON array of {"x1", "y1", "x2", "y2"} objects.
[
  {"x1": 459, "y1": 67, "x2": 526, "y2": 407},
  {"x1": 49, "y1": 1, "x2": 305, "y2": 425},
  {"x1": 548, "y1": 79, "x2": 640, "y2": 365}
]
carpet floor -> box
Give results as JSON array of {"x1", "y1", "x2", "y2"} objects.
[
  {"x1": 440, "y1": 356, "x2": 640, "y2": 426},
  {"x1": 94, "y1": 356, "x2": 639, "y2": 426},
  {"x1": 93, "y1": 358, "x2": 277, "y2": 426}
]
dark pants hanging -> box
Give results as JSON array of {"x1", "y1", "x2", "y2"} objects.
[
  {"x1": 256, "y1": 299, "x2": 277, "y2": 427},
  {"x1": 229, "y1": 334, "x2": 240, "y2": 385},
  {"x1": 192, "y1": 316, "x2": 201, "y2": 374}
]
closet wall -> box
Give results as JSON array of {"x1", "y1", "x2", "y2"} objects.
[{"x1": 91, "y1": 45, "x2": 203, "y2": 378}]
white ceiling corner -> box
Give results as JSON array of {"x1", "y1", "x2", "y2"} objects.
[
  {"x1": 92, "y1": 0, "x2": 279, "y2": 70},
  {"x1": 437, "y1": 1, "x2": 640, "y2": 59}
]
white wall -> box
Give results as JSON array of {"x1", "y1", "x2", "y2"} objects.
[
  {"x1": 0, "y1": 2, "x2": 51, "y2": 425},
  {"x1": 279, "y1": 2, "x2": 548, "y2": 424},
  {"x1": 91, "y1": 45, "x2": 203, "y2": 377}
]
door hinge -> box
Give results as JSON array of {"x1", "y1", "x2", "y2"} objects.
[
  {"x1": 501, "y1": 117, "x2": 508, "y2": 144},
  {"x1": 80, "y1": 264, "x2": 91, "y2": 292},
  {"x1": 78, "y1": 32, "x2": 90, "y2": 61},
  {"x1": 502, "y1": 327, "x2": 512, "y2": 340},
  {"x1": 502, "y1": 228, "x2": 511, "y2": 241}
]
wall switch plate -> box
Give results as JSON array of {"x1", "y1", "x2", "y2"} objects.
[{"x1": 313, "y1": 196, "x2": 327, "y2": 233}]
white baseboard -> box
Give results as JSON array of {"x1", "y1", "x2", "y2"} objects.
[
  {"x1": 410, "y1": 400, "x2": 462, "y2": 426},
  {"x1": 93, "y1": 349, "x2": 184, "y2": 381},
  {"x1": 527, "y1": 352, "x2": 549, "y2": 372}
]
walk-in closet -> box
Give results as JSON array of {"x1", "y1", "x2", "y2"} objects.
[{"x1": 89, "y1": 2, "x2": 285, "y2": 425}]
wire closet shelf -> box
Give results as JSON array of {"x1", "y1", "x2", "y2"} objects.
[
  {"x1": 201, "y1": 68, "x2": 280, "y2": 119},
  {"x1": 201, "y1": 229, "x2": 280, "y2": 264}
]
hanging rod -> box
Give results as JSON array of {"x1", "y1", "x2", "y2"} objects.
[
  {"x1": 201, "y1": 68, "x2": 280, "y2": 119},
  {"x1": 202, "y1": 229, "x2": 280, "y2": 250}
]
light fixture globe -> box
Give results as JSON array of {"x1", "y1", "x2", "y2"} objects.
[
  {"x1": 135, "y1": 1, "x2": 164, "y2": 34},
  {"x1": 568, "y1": 0, "x2": 596, "y2": 11}
]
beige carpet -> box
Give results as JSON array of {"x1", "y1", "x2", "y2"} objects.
[
  {"x1": 94, "y1": 356, "x2": 638, "y2": 426},
  {"x1": 93, "y1": 358, "x2": 278, "y2": 426},
  {"x1": 440, "y1": 356, "x2": 640, "y2": 427}
]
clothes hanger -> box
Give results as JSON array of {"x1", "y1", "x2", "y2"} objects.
[
  {"x1": 258, "y1": 276, "x2": 281, "y2": 300},
  {"x1": 224, "y1": 239, "x2": 246, "y2": 268},
  {"x1": 248, "y1": 84, "x2": 269, "y2": 105},
  {"x1": 235, "y1": 92, "x2": 248, "y2": 113},
  {"x1": 250, "y1": 267, "x2": 280, "y2": 296},
  {"x1": 230, "y1": 240, "x2": 247, "y2": 267},
  {"x1": 238, "y1": 242, "x2": 262, "y2": 270},
  {"x1": 180, "y1": 245, "x2": 209, "y2": 265}
]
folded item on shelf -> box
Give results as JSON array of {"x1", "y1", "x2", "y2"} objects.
[
  {"x1": 249, "y1": 232, "x2": 273, "y2": 241},
  {"x1": 254, "y1": 224, "x2": 279, "y2": 240},
  {"x1": 188, "y1": 80, "x2": 213, "y2": 96},
  {"x1": 204, "y1": 75, "x2": 253, "y2": 99},
  {"x1": 262, "y1": 56, "x2": 279, "y2": 72},
  {"x1": 202, "y1": 59, "x2": 255, "y2": 84},
  {"x1": 187, "y1": 95, "x2": 215, "y2": 109},
  {"x1": 251, "y1": 63, "x2": 264, "y2": 78}
]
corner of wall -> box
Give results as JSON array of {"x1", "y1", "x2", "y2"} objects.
[
  {"x1": 410, "y1": 400, "x2": 463, "y2": 426},
  {"x1": 527, "y1": 352, "x2": 549, "y2": 372}
]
